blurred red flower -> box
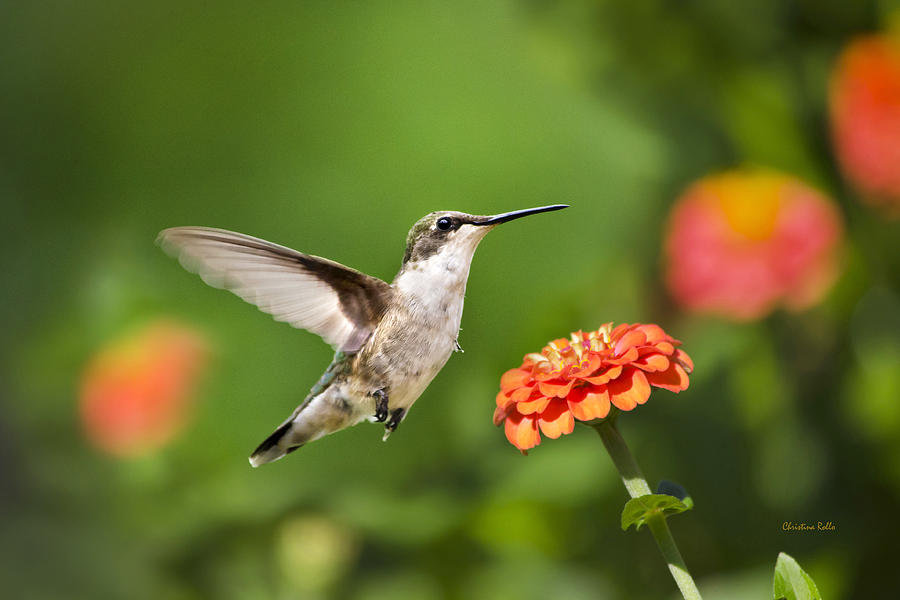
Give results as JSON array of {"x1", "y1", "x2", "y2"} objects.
[
  {"x1": 79, "y1": 321, "x2": 209, "y2": 457},
  {"x1": 830, "y1": 34, "x2": 900, "y2": 212},
  {"x1": 493, "y1": 323, "x2": 693, "y2": 452},
  {"x1": 664, "y1": 170, "x2": 843, "y2": 321}
]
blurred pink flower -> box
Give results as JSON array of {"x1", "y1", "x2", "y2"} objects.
[
  {"x1": 829, "y1": 34, "x2": 900, "y2": 213},
  {"x1": 664, "y1": 170, "x2": 843, "y2": 321},
  {"x1": 79, "y1": 320, "x2": 209, "y2": 457}
]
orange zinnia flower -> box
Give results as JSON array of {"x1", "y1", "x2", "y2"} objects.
[
  {"x1": 79, "y1": 320, "x2": 209, "y2": 457},
  {"x1": 493, "y1": 323, "x2": 693, "y2": 452},
  {"x1": 829, "y1": 34, "x2": 900, "y2": 213}
]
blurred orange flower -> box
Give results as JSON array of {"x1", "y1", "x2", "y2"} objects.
[
  {"x1": 79, "y1": 320, "x2": 209, "y2": 457},
  {"x1": 493, "y1": 323, "x2": 693, "y2": 452},
  {"x1": 664, "y1": 170, "x2": 843, "y2": 321},
  {"x1": 830, "y1": 34, "x2": 900, "y2": 213}
]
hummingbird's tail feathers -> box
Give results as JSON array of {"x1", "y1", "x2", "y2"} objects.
[
  {"x1": 248, "y1": 421, "x2": 303, "y2": 467},
  {"x1": 248, "y1": 386, "x2": 367, "y2": 466}
]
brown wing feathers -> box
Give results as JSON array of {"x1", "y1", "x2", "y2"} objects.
[{"x1": 157, "y1": 227, "x2": 394, "y2": 353}]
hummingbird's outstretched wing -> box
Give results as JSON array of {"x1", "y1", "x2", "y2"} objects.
[{"x1": 157, "y1": 227, "x2": 394, "y2": 353}]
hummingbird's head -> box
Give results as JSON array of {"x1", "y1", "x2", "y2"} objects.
[{"x1": 401, "y1": 205, "x2": 568, "y2": 266}]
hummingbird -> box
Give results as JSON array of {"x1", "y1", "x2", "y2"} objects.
[{"x1": 157, "y1": 204, "x2": 567, "y2": 466}]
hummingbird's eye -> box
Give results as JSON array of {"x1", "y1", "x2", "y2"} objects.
[{"x1": 436, "y1": 217, "x2": 453, "y2": 231}]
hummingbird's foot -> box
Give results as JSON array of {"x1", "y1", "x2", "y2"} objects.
[
  {"x1": 381, "y1": 408, "x2": 406, "y2": 441},
  {"x1": 372, "y1": 388, "x2": 389, "y2": 422},
  {"x1": 386, "y1": 408, "x2": 405, "y2": 432}
]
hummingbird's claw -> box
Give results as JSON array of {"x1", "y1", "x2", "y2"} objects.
[
  {"x1": 385, "y1": 408, "x2": 405, "y2": 433},
  {"x1": 381, "y1": 408, "x2": 404, "y2": 441},
  {"x1": 372, "y1": 389, "x2": 389, "y2": 422}
]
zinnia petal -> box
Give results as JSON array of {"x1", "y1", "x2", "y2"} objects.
[
  {"x1": 567, "y1": 385, "x2": 611, "y2": 421},
  {"x1": 537, "y1": 399, "x2": 575, "y2": 439},
  {"x1": 517, "y1": 395, "x2": 552, "y2": 415},
  {"x1": 538, "y1": 379, "x2": 575, "y2": 398},
  {"x1": 569, "y1": 354, "x2": 603, "y2": 378},
  {"x1": 510, "y1": 385, "x2": 537, "y2": 403},
  {"x1": 614, "y1": 329, "x2": 647, "y2": 357},
  {"x1": 607, "y1": 368, "x2": 651, "y2": 411},
  {"x1": 492, "y1": 405, "x2": 508, "y2": 426},
  {"x1": 584, "y1": 365, "x2": 623, "y2": 385},
  {"x1": 674, "y1": 348, "x2": 694, "y2": 372},
  {"x1": 634, "y1": 323, "x2": 667, "y2": 343},
  {"x1": 609, "y1": 323, "x2": 630, "y2": 340},
  {"x1": 500, "y1": 368, "x2": 532, "y2": 392},
  {"x1": 505, "y1": 413, "x2": 541, "y2": 451},
  {"x1": 633, "y1": 352, "x2": 670, "y2": 372},
  {"x1": 608, "y1": 346, "x2": 639, "y2": 364},
  {"x1": 650, "y1": 340, "x2": 675, "y2": 355},
  {"x1": 534, "y1": 369, "x2": 564, "y2": 382},
  {"x1": 647, "y1": 362, "x2": 691, "y2": 392}
]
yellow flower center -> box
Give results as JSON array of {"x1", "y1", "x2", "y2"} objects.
[
  {"x1": 538, "y1": 325, "x2": 614, "y2": 373},
  {"x1": 709, "y1": 172, "x2": 785, "y2": 240}
]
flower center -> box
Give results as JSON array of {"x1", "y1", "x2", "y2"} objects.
[
  {"x1": 710, "y1": 172, "x2": 784, "y2": 240},
  {"x1": 540, "y1": 326, "x2": 613, "y2": 373}
]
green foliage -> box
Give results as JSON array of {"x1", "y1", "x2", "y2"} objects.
[
  {"x1": 621, "y1": 493, "x2": 694, "y2": 532},
  {"x1": 774, "y1": 553, "x2": 822, "y2": 600},
  {"x1": 2, "y1": 1, "x2": 900, "y2": 598}
]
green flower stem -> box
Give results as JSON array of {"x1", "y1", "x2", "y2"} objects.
[
  {"x1": 593, "y1": 420, "x2": 702, "y2": 600},
  {"x1": 594, "y1": 418, "x2": 652, "y2": 498}
]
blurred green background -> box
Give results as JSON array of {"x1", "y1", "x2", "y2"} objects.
[{"x1": 3, "y1": 1, "x2": 900, "y2": 599}]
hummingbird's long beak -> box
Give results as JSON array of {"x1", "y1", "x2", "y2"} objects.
[{"x1": 473, "y1": 204, "x2": 569, "y2": 226}]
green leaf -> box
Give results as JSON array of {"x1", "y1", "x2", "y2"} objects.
[
  {"x1": 773, "y1": 553, "x2": 822, "y2": 600},
  {"x1": 620, "y1": 494, "x2": 693, "y2": 532}
]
